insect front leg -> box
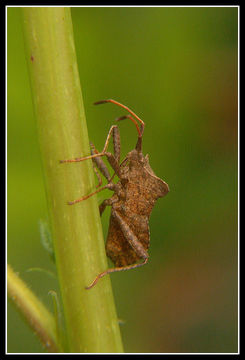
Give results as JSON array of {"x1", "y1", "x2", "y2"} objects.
[
  {"x1": 60, "y1": 125, "x2": 121, "y2": 178},
  {"x1": 60, "y1": 126, "x2": 123, "y2": 205},
  {"x1": 67, "y1": 183, "x2": 117, "y2": 205},
  {"x1": 111, "y1": 125, "x2": 120, "y2": 163},
  {"x1": 90, "y1": 125, "x2": 120, "y2": 182},
  {"x1": 90, "y1": 142, "x2": 111, "y2": 183}
]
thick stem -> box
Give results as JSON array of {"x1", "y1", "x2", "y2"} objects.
[{"x1": 21, "y1": 7, "x2": 123, "y2": 353}]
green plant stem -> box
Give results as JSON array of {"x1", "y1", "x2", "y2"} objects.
[
  {"x1": 7, "y1": 264, "x2": 59, "y2": 352},
  {"x1": 21, "y1": 7, "x2": 123, "y2": 353}
]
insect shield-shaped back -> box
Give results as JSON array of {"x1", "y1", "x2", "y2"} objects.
[
  {"x1": 127, "y1": 133, "x2": 169, "y2": 201},
  {"x1": 133, "y1": 117, "x2": 169, "y2": 199},
  {"x1": 144, "y1": 154, "x2": 170, "y2": 199},
  {"x1": 123, "y1": 149, "x2": 169, "y2": 216}
]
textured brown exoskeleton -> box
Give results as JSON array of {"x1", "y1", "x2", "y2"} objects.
[{"x1": 60, "y1": 99, "x2": 169, "y2": 289}]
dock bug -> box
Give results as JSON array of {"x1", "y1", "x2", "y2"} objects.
[{"x1": 60, "y1": 99, "x2": 169, "y2": 289}]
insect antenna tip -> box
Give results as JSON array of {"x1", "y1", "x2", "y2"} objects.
[
  {"x1": 115, "y1": 116, "x2": 127, "y2": 122},
  {"x1": 94, "y1": 100, "x2": 109, "y2": 105}
]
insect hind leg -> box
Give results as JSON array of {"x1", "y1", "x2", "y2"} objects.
[
  {"x1": 112, "y1": 210, "x2": 149, "y2": 260},
  {"x1": 85, "y1": 257, "x2": 148, "y2": 290},
  {"x1": 85, "y1": 209, "x2": 149, "y2": 289}
]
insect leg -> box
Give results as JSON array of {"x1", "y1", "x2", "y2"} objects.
[
  {"x1": 92, "y1": 163, "x2": 103, "y2": 188},
  {"x1": 60, "y1": 125, "x2": 121, "y2": 178},
  {"x1": 90, "y1": 142, "x2": 111, "y2": 182},
  {"x1": 99, "y1": 197, "x2": 117, "y2": 216},
  {"x1": 112, "y1": 125, "x2": 120, "y2": 163},
  {"x1": 112, "y1": 210, "x2": 149, "y2": 260},
  {"x1": 95, "y1": 125, "x2": 121, "y2": 177},
  {"x1": 99, "y1": 200, "x2": 109, "y2": 216},
  {"x1": 67, "y1": 183, "x2": 117, "y2": 205},
  {"x1": 85, "y1": 258, "x2": 148, "y2": 290},
  {"x1": 85, "y1": 209, "x2": 149, "y2": 290},
  {"x1": 90, "y1": 126, "x2": 120, "y2": 178}
]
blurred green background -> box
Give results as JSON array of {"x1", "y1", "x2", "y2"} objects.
[{"x1": 7, "y1": 6, "x2": 238, "y2": 353}]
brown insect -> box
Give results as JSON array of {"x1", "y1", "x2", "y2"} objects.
[{"x1": 60, "y1": 99, "x2": 169, "y2": 289}]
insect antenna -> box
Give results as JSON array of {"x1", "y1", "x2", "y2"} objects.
[
  {"x1": 94, "y1": 99, "x2": 145, "y2": 151},
  {"x1": 115, "y1": 115, "x2": 140, "y2": 136},
  {"x1": 115, "y1": 115, "x2": 144, "y2": 152}
]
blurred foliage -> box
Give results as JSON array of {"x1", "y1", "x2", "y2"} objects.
[{"x1": 7, "y1": 7, "x2": 238, "y2": 353}]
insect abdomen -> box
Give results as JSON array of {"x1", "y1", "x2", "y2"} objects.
[{"x1": 106, "y1": 213, "x2": 149, "y2": 267}]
